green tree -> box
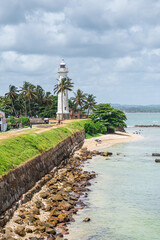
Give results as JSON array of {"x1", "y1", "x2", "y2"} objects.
[
  {"x1": 71, "y1": 89, "x2": 87, "y2": 110},
  {"x1": 20, "y1": 81, "x2": 30, "y2": 117},
  {"x1": 5, "y1": 85, "x2": 18, "y2": 116},
  {"x1": 36, "y1": 85, "x2": 45, "y2": 105},
  {"x1": 54, "y1": 78, "x2": 73, "y2": 120},
  {"x1": 43, "y1": 92, "x2": 52, "y2": 106},
  {"x1": 85, "y1": 94, "x2": 96, "y2": 115},
  {"x1": 91, "y1": 103, "x2": 127, "y2": 132},
  {"x1": 25, "y1": 84, "x2": 37, "y2": 117},
  {"x1": 0, "y1": 96, "x2": 12, "y2": 117}
]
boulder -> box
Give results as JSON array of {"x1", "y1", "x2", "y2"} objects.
[
  {"x1": 35, "y1": 200, "x2": 45, "y2": 209},
  {"x1": 51, "y1": 193, "x2": 63, "y2": 202},
  {"x1": 34, "y1": 226, "x2": 45, "y2": 233},
  {"x1": 58, "y1": 213, "x2": 69, "y2": 222},
  {"x1": 26, "y1": 228, "x2": 33, "y2": 233},
  {"x1": 40, "y1": 192, "x2": 49, "y2": 199},
  {"x1": 50, "y1": 209, "x2": 61, "y2": 217},
  {"x1": 58, "y1": 201, "x2": 72, "y2": 211},
  {"x1": 15, "y1": 226, "x2": 26, "y2": 237},
  {"x1": 155, "y1": 159, "x2": 160, "y2": 163},
  {"x1": 45, "y1": 227, "x2": 56, "y2": 235},
  {"x1": 14, "y1": 217, "x2": 24, "y2": 225},
  {"x1": 83, "y1": 217, "x2": 91, "y2": 222},
  {"x1": 31, "y1": 207, "x2": 40, "y2": 215},
  {"x1": 101, "y1": 152, "x2": 112, "y2": 156},
  {"x1": 152, "y1": 153, "x2": 160, "y2": 156}
]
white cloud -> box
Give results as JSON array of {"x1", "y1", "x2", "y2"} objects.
[{"x1": 0, "y1": 0, "x2": 160, "y2": 104}]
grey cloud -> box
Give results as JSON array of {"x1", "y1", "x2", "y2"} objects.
[
  {"x1": 0, "y1": 0, "x2": 160, "y2": 104},
  {"x1": 0, "y1": 0, "x2": 67, "y2": 24}
]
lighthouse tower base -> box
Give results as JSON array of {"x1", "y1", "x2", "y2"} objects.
[{"x1": 56, "y1": 113, "x2": 70, "y2": 121}]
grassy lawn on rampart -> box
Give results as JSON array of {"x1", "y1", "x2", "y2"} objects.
[{"x1": 0, "y1": 120, "x2": 89, "y2": 176}]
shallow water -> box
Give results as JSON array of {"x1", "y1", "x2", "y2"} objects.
[
  {"x1": 126, "y1": 112, "x2": 160, "y2": 127},
  {"x1": 67, "y1": 115, "x2": 160, "y2": 240}
]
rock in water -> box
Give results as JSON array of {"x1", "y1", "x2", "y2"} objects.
[
  {"x1": 83, "y1": 217, "x2": 91, "y2": 222},
  {"x1": 152, "y1": 153, "x2": 160, "y2": 156},
  {"x1": 155, "y1": 159, "x2": 160, "y2": 162}
]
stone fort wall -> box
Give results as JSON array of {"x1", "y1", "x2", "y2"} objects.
[{"x1": 0, "y1": 130, "x2": 85, "y2": 222}]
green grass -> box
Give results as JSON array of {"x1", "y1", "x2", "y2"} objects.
[
  {"x1": 85, "y1": 133, "x2": 102, "y2": 139},
  {"x1": 0, "y1": 120, "x2": 89, "y2": 176}
]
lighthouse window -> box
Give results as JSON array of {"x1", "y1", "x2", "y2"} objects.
[
  {"x1": 60, "y1": 64, "x2": 65, "y2": 68},
  {"x1": 65, "y1": 107, "x2": 66, "y2": 110}
]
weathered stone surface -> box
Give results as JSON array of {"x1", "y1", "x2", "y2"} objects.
[
  {"x1": 45, "y1": 227, "x2": 56, "y2": 235},
  {"x1": 40, "y1": 192, "x2": 49, "y2": 199},
  {"x1": 15, "y1": 226, "x2": 26, "y2": 237},
  {"x1": 14, "y1": 217, "x2": 24, "y2": 225},
  {"x1": 26, "y1": 228, "x2": 33, "y2": 233},
  {"x1": 50, "y1": 209, "x2": 61, "y2": 217},
  {"x1": 58, "y1": 213, "x2": 69, "y2": 222},
  {"x1": 58, "y1": 201, "x2": 72, "y2": 211}
]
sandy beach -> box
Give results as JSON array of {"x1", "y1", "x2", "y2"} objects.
[{"x1": 83, "y1": 131, "x2": 140, "y2": 151}]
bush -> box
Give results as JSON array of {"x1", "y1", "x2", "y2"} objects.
[
  {"x1": 94, "y1": 122, "x2": 107, "y2": 134},
  {"x1": 9, "y1": 116, "x2": 16, "y2": 124},
  {"x1": 7, "y1": 123, "x2": 11, "y2": 131},
  {"x1": 18, "y1": 117, "x2": 30, "y2": 127},
  {"x1": 84, "y1": 121, "x2": 107, "y2": 136}
]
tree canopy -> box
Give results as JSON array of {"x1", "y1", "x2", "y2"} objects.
[
  {"x1": 0, "y1": 82, "x2": 58, "y2": 118},
  {"x1": 91, "y1": 103, "x2": 127, "y2": 131}
]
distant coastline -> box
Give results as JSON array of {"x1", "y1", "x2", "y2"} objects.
[
  {"x1": 135, "y1": 125, "x2": 160, "y2": 127},
  {"x1": 112, "y1": 104, "x2": 160, "y2": 113}
]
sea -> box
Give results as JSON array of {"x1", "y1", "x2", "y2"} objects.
[{"x1": 67, "y1": 113, "x2": 160, "y2": 240}]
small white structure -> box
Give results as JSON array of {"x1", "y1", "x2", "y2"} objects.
[
  {"x1": 0, "y1": 111, "x2": 7, "y2": 132},
  {"x1": 56, "y1": 59, "x2": 70, "y2": 120}
]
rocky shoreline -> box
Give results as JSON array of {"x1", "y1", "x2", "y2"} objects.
[{"x1": 0, "y1": 148, "x2": 111, "y2": 240}]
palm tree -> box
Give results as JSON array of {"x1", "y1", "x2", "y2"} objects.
[
  {"x1": 54, "y1": 78, "x2": 73, "y2": 120},
  {"x1": 20, "y1": 81, "x2": 30, "y2": 116},
  {"x1": 85, "y1": 94, "x2": 97, "y2": 115},
  {"x1": 25, "y1": 84, "x2": 37, "y2": 117},
  {"x1": 71, "y1": 89, "x2": 87, "y2": 110},
  {"x1": 43, "y1": 92, "x2": 53, "y2": 106},
  {"x1": 36, "y1": 85, "x2": 45, "y2": 105},
  {"x1": 5, "y1": 85, "x2": 18, "y2": 116}
]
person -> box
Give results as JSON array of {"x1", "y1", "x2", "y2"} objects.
[{"x1": 58, "y1": 119, "x2": 61, "y2": 125}]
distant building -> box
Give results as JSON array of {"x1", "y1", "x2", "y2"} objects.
[
  {"x1": 0, "y1": 111, "x2": 7, "y2": 132},
  {"x1": 56, "y1": 59, "x2": 70, "y2": 120},
  {"x1": 69, "y1": 108, "x2": 88, "y2": 119}
]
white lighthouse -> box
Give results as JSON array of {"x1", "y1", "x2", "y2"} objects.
[{"x1": 56, "y1": 59, "x2": 70, "y2": 120}]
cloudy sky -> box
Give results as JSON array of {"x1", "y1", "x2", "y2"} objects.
[{"x1": 0, "y1": 0, "x2": 160, "y2": 105}]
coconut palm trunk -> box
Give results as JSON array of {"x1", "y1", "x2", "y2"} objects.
[
  {"x1": 29, "y1": 98, "x2": 31, "y2": 117},
  {"x1": 11, "y1": 99, "x2": 16, "y2": 116},
  {"x1": 24, "y1": 99, "x2": 27, "y2": 117},
  {"x1": 61, "y1": 91, "x2": 63, "y2": 120}
]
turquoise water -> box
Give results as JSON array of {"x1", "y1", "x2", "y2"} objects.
[
  {"x1": 67, "y1": 113, "x2": 160, "y2": 240},
  {"x1": 126, "y1": 112, "x2": 160, "y2": 127}
]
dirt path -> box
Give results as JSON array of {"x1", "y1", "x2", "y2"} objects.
[{"x1": 0, "y1": 119, "x2": 80, "y2": 143}]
